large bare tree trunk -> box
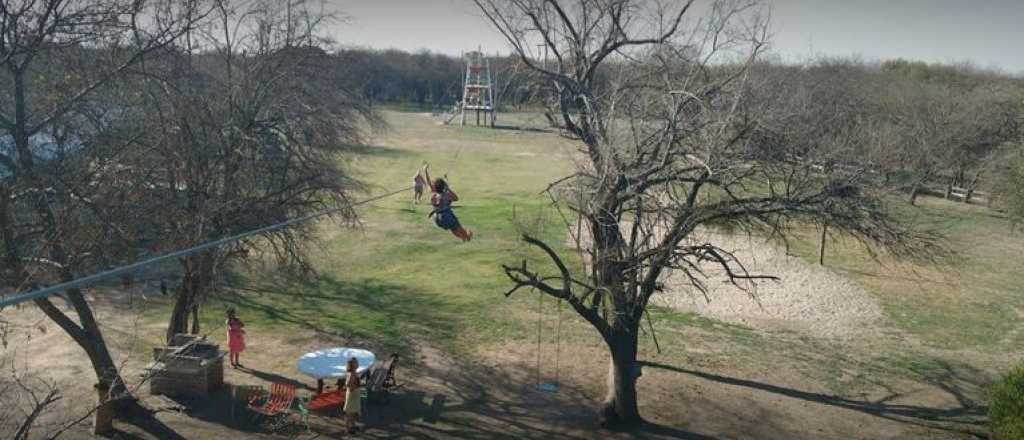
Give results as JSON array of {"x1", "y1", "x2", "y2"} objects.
[
  {"x1": 166, "y1": 252, "x2": 214, "y2": 341},
  {"x1": 167, "y1": 286, "x2": 192, "y2": 342},
  {"x1": 600, "y1": 328, "x2": 642, "y2": 428}
]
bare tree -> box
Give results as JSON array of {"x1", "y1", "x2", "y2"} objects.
[
  {"x1": 477, "y1": 0, "x2": 946, "y2": 428},
  {"x1": 875, "y1": 62, "x2": 1021, "y2": 205},
  {"x1": 0, "y1": 0, "x2": 200, "y2": 426},
  {"x1": 125, "y1": 0, "x2": 377, "y2": 340},
  {"x1": 988, "y1": 144, "x2": 1024, "y2": 229}
]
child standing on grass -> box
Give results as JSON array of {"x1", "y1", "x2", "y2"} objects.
[
  {"x1": 421, "y1": 163, "x2": 472, "y2": 242},
  {"x1": 226, "y1": 308, "x2": 246, "y2": 368},
  {"x1": 343, "y1": 357, "x2": 362, "y2": 433},
  {"x1": 413, "y1": 168, "x2": 427, "y2": 204}
]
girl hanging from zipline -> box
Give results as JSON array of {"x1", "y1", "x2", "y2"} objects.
[{"x1": 420, "y1": 163, "x2": 472, "y2": 242}]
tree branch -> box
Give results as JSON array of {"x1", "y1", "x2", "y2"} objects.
[{"x1": 502, "y1": 234, "x2": 611, "y2": 338}]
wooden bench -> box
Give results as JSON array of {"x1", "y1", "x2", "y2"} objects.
[{"x1": 364, "y1": 353, "x2": 400, "y2": 404}]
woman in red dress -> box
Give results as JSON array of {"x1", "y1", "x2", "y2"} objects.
[{"x1": 226, "y1": 308, "x2": 246, "y2": 368}]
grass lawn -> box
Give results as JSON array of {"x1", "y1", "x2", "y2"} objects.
[
  {"x1": 784, "y1": 196, "x2": 1024, "y2": 353},
  {"x1": 183, "y1": 111, "x2": 583, "y2": 356}
]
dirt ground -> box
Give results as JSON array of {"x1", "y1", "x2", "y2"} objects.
[{"x1": 1, "y1": 285, "x2": 988, "y2": 440}]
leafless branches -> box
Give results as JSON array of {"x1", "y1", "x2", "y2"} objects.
[
  {"x1": 0, "y1": 358, "x2": 62, "y2": 440},
  {"x1": 0, "y1": 3, "x2": 210, "y2": 428},
  {"x1": 120, "y1": 0, "x2": 377, "y2": 338},
  {"x1": 479, "y1": 0, "x2": 955, "y2": 426}
]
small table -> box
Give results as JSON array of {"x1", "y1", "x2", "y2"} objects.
[{"x1": 297, "y1": 347, "x2": 375, "y2": 393}]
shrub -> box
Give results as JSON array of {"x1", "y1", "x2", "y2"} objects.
[{"x1": 991, "y1": 364, "x2": 1024, "y2": 439}]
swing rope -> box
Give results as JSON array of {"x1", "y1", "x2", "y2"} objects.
[
  {"x1": 554, "y1": 294, "x2": 563, "y2": 389},
  {"x1": 0, "y1": 185, "x2": 413, "y2": 309},
  {"x1": 536, "y1": 288, "x2": 543, "y2": 390},
  {"x1": 535, "y1": 289, "x2": 565, "y2": 393},
  {"x1": 532, "y1": 188, "x2": 573, "y2": 393}
]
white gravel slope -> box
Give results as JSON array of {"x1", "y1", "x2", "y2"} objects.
[{"x1": 654, "y1": 230, "x2": 885, "y2": 339}]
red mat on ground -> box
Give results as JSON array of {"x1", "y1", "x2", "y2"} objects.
[{"x1": 307, "y1": 390, "x2": 344, "y2": 411}]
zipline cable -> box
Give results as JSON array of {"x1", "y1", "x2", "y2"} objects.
[{"x1": 0, "y1": 185, "x2": 414, "y2": 309}]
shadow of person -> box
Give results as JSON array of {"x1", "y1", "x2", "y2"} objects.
[{"x1": 238, "y1": 367, "x2": 316, "y2": 391}]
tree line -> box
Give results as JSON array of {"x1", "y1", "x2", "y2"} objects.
[{"x1": 334, "y1": 47, "x2": 535, "y2": 111}]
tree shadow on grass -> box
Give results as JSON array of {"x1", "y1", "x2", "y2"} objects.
[
  {"x1": 217, "y1": 274, "x2": 460, "y2": 357},
  {"x1": 112, "y1": 328, "x2": 717, "y2": 439},
  {"x1": 346, "y1": 354, "x2": 719, "y2": 440},
  {"x1": 640, "y1": 360, "x2": 989, "y2": 439}
]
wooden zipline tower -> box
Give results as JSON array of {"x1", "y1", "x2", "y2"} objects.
[{"x1": 459, "y1": 49, "x2": 495, "y2": 127}]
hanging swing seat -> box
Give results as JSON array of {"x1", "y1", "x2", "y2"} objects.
[{"x1": 536, "y1": 383, "x2": 559, "y2": 393}]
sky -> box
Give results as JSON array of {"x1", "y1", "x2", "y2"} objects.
[{"x1": 327, "y1": 0, "x2": 1024, "y2": 75}]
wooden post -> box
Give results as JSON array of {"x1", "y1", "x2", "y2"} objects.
[{"x1": 818, "y1": 223, "x2": 827, "y2": 266}]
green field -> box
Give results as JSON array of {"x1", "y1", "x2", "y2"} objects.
[{"x1": 185, "y1": 111, "x2": 582, "y2": 355}]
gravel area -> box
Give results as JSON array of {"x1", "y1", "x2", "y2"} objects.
[
  {"x1": 654, "y1": 230, "x2": 885, "y2": 339},
  {"x1": 570, "y1": 225, "x2": 885, "y2": 339}
]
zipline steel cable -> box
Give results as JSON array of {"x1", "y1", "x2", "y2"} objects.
[{"x1": 0, "y1": 185, "x2": 414, "y2": 309}]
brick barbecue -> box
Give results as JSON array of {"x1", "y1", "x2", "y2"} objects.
[{"x1": 148, "y1": 334, "x2": 225, "y2": 397}]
